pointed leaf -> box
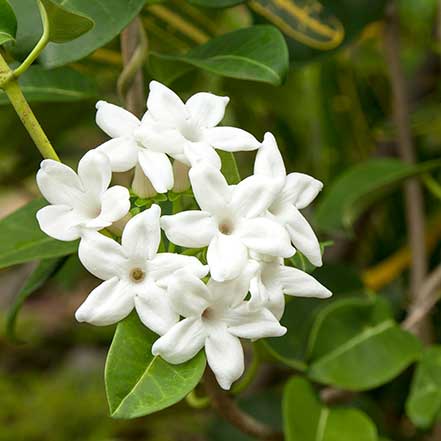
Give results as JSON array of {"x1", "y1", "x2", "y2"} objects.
[
  {"x1": 283, "y1": 377, "x2": 378, "y2": 441},
  {"x1": 0, "y1": 199, "x2": 78, "y2": 269},
  {"x1": 0, "y1": 0, "x2": 16, "y2": 45},
  {"x1": 105, "y1": 313, "x2": 206, "y2": 419},
  {"x1": 151, "y1": 25, "x2": 289, "y2": 85},
  {"x1": 219, "y1": 151, "x2": 241, "y2": 185}
]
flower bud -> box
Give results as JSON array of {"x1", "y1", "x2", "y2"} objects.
[
  {"x1": 132, "y1": 164, "x2": 157, "y2": 198},
  {"x1": 172, "y1": 160, "x2": 190, "y2": 193}
]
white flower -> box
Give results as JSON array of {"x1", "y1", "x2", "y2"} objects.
[
  {"x1": 152, "y1": 267, "x2": 286, "y2": 390},
  {"x1": 95, "y1": 101, "x2": 174, "y2": 194},
  {"x1": 75, "y1": 204, "x2": 208, "y2": 334},
  {"x1": 161, "y1": 163, "x2": 295, "y2": 282},
  {"x1": 249, "y1": 254, "x2": 332, "y2": 320},
  {"x1": 254, "y1": 132, "x2": 324, "y2": 266},
  {"x1": 135, "y1": 81, "x2": 260, "y2": 169},
  {"x1": 36, "y1": 150, "x2": 130, "y2": 241}
]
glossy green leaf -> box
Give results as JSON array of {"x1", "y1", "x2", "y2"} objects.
[
  {"x1": 0, "y1": 0, "x2": 16, "y2": 45},
  {"x1": 189, "y1": 0, "x2": 245, "y2": 7},
  {"x1": 406, "y1": 346, "x2": 441, "y2": 429},
  {"x1": 39, "y1": 0, "x2": 94, "y2": 43},
  {"x1": 219, "y1": 151, "x2": 241, "y2": 184},
  {"x1": 8, "y1": 0, "x2": 147, "y2": 67},
  {"x1": 307, "y1": 297, "x2": 422, "y2": 391},
  {"x1": 0, "y1": 199, "x2": 78, "y2": 269},
  {"x1": 0, "y1": 66, "x2": 97, "y2": 105},
  {"x1": 263, "y1": 264, "x2": 365, "y2": 366},
  {"x1": 314, "y1": 158, "x2": 441, "y2": 234},
  {"x1": 6, "y1": 257, "x2": 62, "y2": 341},
  {"x1": 283, "y1": 377, "x2": 378, "y2": 441},
  {"x1": 151, "y1": 25, "x2": 289, "y2": 85},
  {"x1": 105, "y1": 313, "x2": 206, "y2": 419}
]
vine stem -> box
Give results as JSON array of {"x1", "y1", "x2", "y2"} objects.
[
  {"x1": 204, "y1": 369, "x2": 284, "y2": 441},
  {"x1": 0, "y1": 54, "x2": 59, "y2": 161}
]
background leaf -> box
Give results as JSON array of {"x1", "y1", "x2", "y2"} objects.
[
  {"x1": 40, "y1": 0, "x2": 94, "y2": 44},
  {"x1": 219, "y1": 151, "x2": 241, "y2": 184},
  {"x1": 283, "y1": 377, "x2": 378, "y2": 441},
  {"x1": 406, "y1": 346, "x2": 441, "y2": 429},
  {"x1": 0, "y1": 199, "x2": 78, "y2": 269},
  {"x1": 189, "y1": 0, "x2": 245, "y2": 7},
  {"x1": 0, "y1": 66, "x2": 97, "y2": 105},
  {"x1": 151, "y1": 25, "x2": 289, "y2": 85},
  {"x1": 105, "y1": 313, "x2": 206, "y2": 419},
  {"x1": 0, "y1": 0, "x2": 16, "y2": 45},
  {"x1": 314, "y1": 158, "x2": 441, "y2": 234},
  {"x1": 307, "y1": 297, "x2": 422, "y2": 391}
]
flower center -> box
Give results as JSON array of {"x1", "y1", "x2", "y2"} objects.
[
  {"x1": 201, "y1": 307, "x2": 215, "y2": 321},
  {"x1": 219, "y1": 219, "x2": 234, "y2": 235},
  {"x1": 180, "y1": 121, "x2": 201, "y2": 142},
  {"x1": 130, "y1": 267, "x2": 146, "y2": 283}
]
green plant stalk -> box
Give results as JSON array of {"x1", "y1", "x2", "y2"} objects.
[
  {"x1": 232, "y1": 344, "x2": 261, "y2": 395},
  {"x1": 0, "y1": 54, "x2": 59, "y2": 161},
  {"x1": 185, "y1": 389, "x2": 210, "y2": 409}
]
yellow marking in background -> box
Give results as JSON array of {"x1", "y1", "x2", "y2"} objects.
[
  {"x1": 142, "y1": 16, "x2": 190, "y2": 51},
  {"x1": 89, "y1": 48, "x2": 122, "y2": 65},
  {"x1": 147, "y1": 4, "x2": 209, "y2": 44},
  {"x1": 249, "y1": 0, "x2": 344, "y2": 50}
]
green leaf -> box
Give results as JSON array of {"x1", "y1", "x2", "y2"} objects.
[
  {"x1": 151, "y1": 25, "x2": 289, "y2": 86},
  {"x1": 105, "y1": 313, "x2": 206, "y2": 419},
  {"x1": 0, "y1": 0, "x2": 16, "y2": 45},
  {"x1": 263, "y1": 264, "x2": 365, "y2": 366},
  {"x1": 0, "y1": 199, "x2": 78, "y2": 269},
  {"x1": 188, "y1": 0, "x2": 245, "y2": 7},
  {"x1": 314, "y1": 158, "x2": 441, "y2": 234},
  {"x1": 406, "y1": 346, "x2": 441, "y2": 429},
  {"x1": 8, "y1": 0, "x2": 147, "y2": 68},
  {"x1": 6, "y1": 257, "x2": 62, "y2": 341},
  {"x1": 219, "y1": 151, "x2": 241, "y2": 184},
  {"x1": 0, "y1": 66, "x2": 97, "y2": 105},
  {"x1": 283, "y1": 377, "x2": 378, "y2": 441},
  {"x1": 307, "y1": 297, "x2": 422, "y2": 391},
  {"x1": 39, "y1": 0, "x2": 94, "y2": 43}
]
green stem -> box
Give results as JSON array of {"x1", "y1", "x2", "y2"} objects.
[
  {"x1": 0, "y1": 54, "x2": 59, "y2": 161},
  {"x1": 232, "y1": 344, "x2": 261, "y2": 395},
  {"x1": 186, "y1": 389, "x2": 210, "y2": 409},
  {"x1": 423, "y1": 174, "x2": 441, "y2": 201},
  {"x1": 13, "y1": 2, "x2": 50, "y2": 78}
]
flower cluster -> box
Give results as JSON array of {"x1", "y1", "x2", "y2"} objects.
[{"x1": 35, "y1": 81, "x2": 331, "y2": 390}]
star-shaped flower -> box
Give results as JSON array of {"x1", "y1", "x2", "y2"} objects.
[
  {"x1": 135, "y1": 81, "x2": 260, "y2": 168},
  {"x1": 161, "y1": 163, "x2": 295, "y2": 281},
  {"x1": 36, "y1": 150, "x2": 130, "y2": 241},
  {"x1": 249, "y1": 254, "x2": 332, "y2": 320},
  {"x1": 254, "y1": 132, "x2": 324, "y2": 266},
  {"x1": 75, "y1": 205, "x2": 208, "y2": 334},
  {"x1": 95, "y1": 100, "x2": 174, "y2": 193},
  {"x1": 152, "y1": 267, "x2": 286, "y2": 390}
]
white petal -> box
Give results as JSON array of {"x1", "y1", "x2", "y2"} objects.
[
  {"x1": 149, "y1": 253, "x2": 208, "y2": 287},
  {"x1": 231, "y1": 175, "x2": 276, "y2": 219},
  {"x1": 135, "y1": 124, "x2": 187, "y2": 155},
  {"x1": 78, "y1": 231, "x2": 127, "y2": 280},
  {"x1": 36, "y1": 205, "x2": 82, "y2": 241},
  {"x1": 280, "y1": 173, "x2": 323, "y2": 209},
  {"x1": 95, "y1": 137, "x2": 139, "y2": 172},
  {"x1": 279, "y1": 266, "x2": 331, "y2": 298},
  {"x1": 205, "y1": 328, "x2": 244, "y2": 390},
  {"x1": 122, "y1": 205, "x2": 161, "y2": 261},
  {"x1": 138, "y1": 149, "x2": 174, "y2": 193},
  {"x1": 284, "y1": 206, "x2": 322, "y2": 267},
  {"x1": 189, "y1": 163, "x2": 230, "y2": 216},
  {"x1": 132, "y1": 163, "x2": 157, "y2": 198},
  {"x1": 134, "y1": 282, "x2": 179, "y2": 335},
  {"x1": 207, "y1": 234, "x2": 248, "y2": 282},
  {"x1": 161, "y1": 211, "x2": 217, "y2": 248},
  {"x1": 147, "y1": 81, "x2": 188, "y2": 126},
  {"x1": 254, "y1": 132, "x2": 286, "y2": 180},
  {"x1": 96, "y1": 101, "x2": 140, "y2": 138},
  {"x1": 183, "y1": 142, "x2": 222, "y2": 169},
  {"x1": 78, "y1": 150, "x2": 111, "y2": 196},
  {"x1": 204, "y1": 126, "x2": 260, "y2": 152},
  {"x1": 152, "y1": 317, "x2": 206, "y2": 364},
  {"x1": 167, "y1": 269, "x2": 211, "y2": 317},
  {"x1": 226, "y1": 304, "x2": 287, "y2": 339},
  {"x1": 172, "y1": 160, "x2": 191, "y2": 192},
  {"x1": 75, "y1": 277, "x2": 134, "y2": 326},
  {"x1": 93, "y1": 185, "x2": 130, "y2": 226},
  {"x1": 238, "y1": 218, "x2": 295, "y2": 258},
  {"x1": 186, "y1": 92, "x2": 229, "y2": 128},
  {"x1": 37, "y1": 159, "x2": 84, "y2": 207}
]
